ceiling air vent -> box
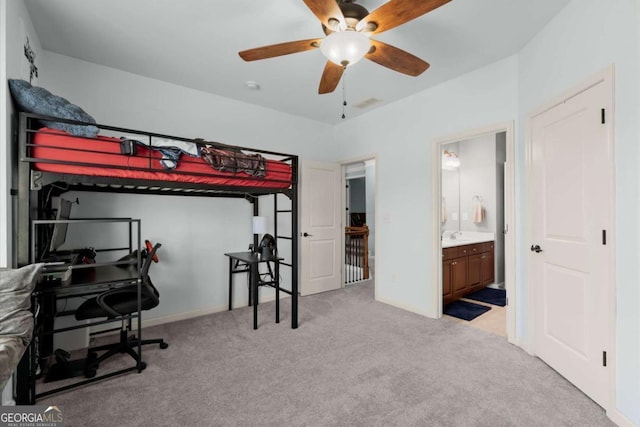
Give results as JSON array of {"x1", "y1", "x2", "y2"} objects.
[{"x1": 353, "y1": 97, "x2": 383, "y2": 109}]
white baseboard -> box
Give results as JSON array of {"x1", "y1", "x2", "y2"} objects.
[
  {"x1": 376, "y1": 295, "x2": 433, "y2": 318},
  {"x1": 608, "y1": 408, "x2": 638, "y2": 427},
  {"x1": 345, "y1": 277, "x2": 373, "y2": 287},
  {"x1": 93, "y1": 293, "x2": 290, "y2": 335}
]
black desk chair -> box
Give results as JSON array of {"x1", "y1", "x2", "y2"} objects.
[{"x1": 74, "y1": 242, "x2": 168, "y2": 377}]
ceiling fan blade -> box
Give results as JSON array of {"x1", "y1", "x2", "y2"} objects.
[
  {"x1": 318, "y1": 61, "x2": 344, "y2": 94},
  {"x1": 366, "y1": 40, "x2": 430, "y2": 76},
  {"x1": 303, "y1": 0, "x2": 346, "y2": 30},
  {"x1": 357, "y1": 0, "x2": 451, "y2": 35},
  {"x1": 239, "y1": 38, "x2": 322, "y2": 62}
]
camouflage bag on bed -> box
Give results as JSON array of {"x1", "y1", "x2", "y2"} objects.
[{"x1": 196, "y1": 139, "x2": 266, "y2": 177}]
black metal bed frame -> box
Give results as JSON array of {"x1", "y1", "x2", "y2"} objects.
[{"x1": 13, "y1": 112, "x2": 299, "y2": 402}]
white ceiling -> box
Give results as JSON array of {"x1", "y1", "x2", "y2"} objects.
[{"x1": 24, "y1": 0, "x2": 570, "y2": 124}]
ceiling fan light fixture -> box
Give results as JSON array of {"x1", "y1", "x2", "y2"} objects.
[{"x1": 320, "y1": 30, "x2": 371, "y2": 67}]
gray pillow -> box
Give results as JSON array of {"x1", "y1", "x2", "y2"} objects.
[
  {"x1": 0, "y1": 263, "x2": 44, "y2": 343},
  {"x1": 8, "y1": 79, "x2": 99, "y2": 138}
]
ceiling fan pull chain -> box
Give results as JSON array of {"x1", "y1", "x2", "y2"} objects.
[{"x1": 342, "y1": 66, "x2": 347, "y2": 119}]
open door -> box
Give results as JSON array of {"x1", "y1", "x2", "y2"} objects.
[{"x1": 300, "y1": 160, "x2": 342, "y2": 295}]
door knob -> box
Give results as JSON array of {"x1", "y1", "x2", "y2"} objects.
[
  {"x1": 530, "y1": 244, "x2": 543, "y2": 253},
  {"x1": 302, "y1": 232, "x2": 313, "y2": 237}
]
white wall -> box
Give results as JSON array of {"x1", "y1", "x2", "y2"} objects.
[
  {"x1": 1, "y1": 0, "x2": 42, "y2": 269},
  {"x1": 331, "y1": 55, "x2": 518, "y2": 314},
  {"x1": 458, "y1": 134, "x2": 496, "y2": 233},
  {"x1": 39, "y1": 52, "x2": 333, "y2": 159},
  {"x1": 517, "y1": 0, "x2": 640, "y2": 423},
  {"x1": 1, "y1": 0, "x2": 43, "y2": 405},
  {"x1": 37, "y1": 52, "x2": 333, "y2": 321}
]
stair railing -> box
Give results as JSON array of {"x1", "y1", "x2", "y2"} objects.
[{"x1": 345, "y1": 224, "x2": 369, "y2": 283}]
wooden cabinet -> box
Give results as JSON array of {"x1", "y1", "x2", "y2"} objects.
[
  {"x1": 451, "y1": 257, "x2": 468, "y2": 295},
  {"x1": 481, "y1": 249, "x2": 494, "y2": 286},
  {"x1": 442, "y1": 241, "x2": 494, "y2": 304},
  {"x1": 442, "y1": 259, "x2": 453, "y2": 299},
  {"x1": 467, "y1": 253, "x2": 482, "y2": 289}
]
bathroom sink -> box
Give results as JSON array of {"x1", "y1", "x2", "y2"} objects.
[
  {"x1": 442, "y1": 238, "x2": 471, "y2": 248},
  {"x1": 448, "y1": 236, "x2": 471, "y2": 242},
  {"x1": 441, "y1": 232, "x2": 495, "y2": 248}
]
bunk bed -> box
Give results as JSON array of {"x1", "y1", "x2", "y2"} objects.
[
  {"x1": 13, "y1": 112, "x2": 299, "y2": 402},
  {"x1": 16, "y1": 111, "x2": 299, "y2": 317}
]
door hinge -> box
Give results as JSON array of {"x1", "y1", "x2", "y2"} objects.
[
  {"x1": 10, "y1": 189, "x2": 18, "y2": 196},
  {"x1": 602, "y1": 351, "x2": 607, "y2": 367},
  {"x1": 601, "y1": 108, "x2": 606, "y2": 124},
  {"x1": 602, "y1": 230, "x2": 606, "y2": 245},
  {"x1": 505, "y1": 297, "x2": 509, "y2": 306}
]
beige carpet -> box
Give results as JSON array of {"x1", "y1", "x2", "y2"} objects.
[{"x1": 39, "y1": 282, "x2": 612, "y2": 426}]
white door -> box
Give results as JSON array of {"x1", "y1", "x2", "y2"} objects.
[
  {"x1": 530, "y1": 77, "x2": 613, "y2": 408},
  {"x1": 300, "y1": 160, "x2": 342, "y2": 295}
]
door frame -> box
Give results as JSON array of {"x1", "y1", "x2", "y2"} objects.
[
  {"x1": 341, "y1": 154, "x2": 379, "y2": 295},
  {"x1": 525, "y1": 65, "x2": 616, "y2": 416},
  {"x1": 431, "y1": 121, "x2": 516, "y2": 344}
]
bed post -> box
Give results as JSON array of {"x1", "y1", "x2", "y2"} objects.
[
  {"x1": 291, "y1": 157, "x2": 298, "y2": 329},
  {"x1": 16, "y1": 113, "x2": 31, "y2": 267},
  {"x1": 251, "y1": 197, "x2": 259, "y2": 251},
  {"x1": 15, "y1": 113, "x2": 37, "y2": 404}
]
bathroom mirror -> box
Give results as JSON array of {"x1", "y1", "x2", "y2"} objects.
[
  {"x1": 440, "y1": 134, "x2": 506, "y2": 236},
  {"x1": 441, "y1": 142, "x2": 460, "y2": 234}
]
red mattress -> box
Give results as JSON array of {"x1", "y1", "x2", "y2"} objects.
[{"x1": 30, "y1": 129, "x2": 292, "y2": 188}]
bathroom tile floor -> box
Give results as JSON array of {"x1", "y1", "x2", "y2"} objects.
[{"x1": 444, "y1": 298, "x2": 506, "y2": 337}]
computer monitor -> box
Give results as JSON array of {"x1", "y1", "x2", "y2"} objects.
[{"x1": 49, "y1": 198, "x2": 73, "y2": 252}]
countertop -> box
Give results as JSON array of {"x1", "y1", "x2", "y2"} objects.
[{"x1": 441, "y1": 231, "x2": 495, "y2": 248}]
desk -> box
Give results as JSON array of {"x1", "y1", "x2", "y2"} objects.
[
  {"x1": 37, "y1": 262, "x2": 139, "y2": 297},
  {"x1": 16, "y1": 217, "x2": 145, "y2": 404},
  {"x1": 18, "y1": 262, "x2": 144, "y2": 404},
  {"x1": 36, "y1": 262, "x2": 141, "y2": 358},
  {"x1": 225, "y1": 251, "x2": 283, "y2": 330}
]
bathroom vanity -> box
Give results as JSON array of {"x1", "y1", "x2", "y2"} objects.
[{"x1": 442, "y1": 234, "x2": 495, "y2": 304}]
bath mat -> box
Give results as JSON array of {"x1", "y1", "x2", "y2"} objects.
[
  {"x1": 444, "y1": 300, "x2": 491, "y2": 321},
  {"x1": 465, "y1": 287, "x2": 506, "y2": 307}
]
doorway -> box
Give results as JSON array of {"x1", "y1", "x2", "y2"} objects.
[
  {"x1": 343, "y1": 158, "x2": 376, "y2": 287},
  {"x1": 440, "y1": 133, "x2": 507, "y2": 336},
  {"x1": 431, "y1": 122, "x2": 516, "y2": 344}
]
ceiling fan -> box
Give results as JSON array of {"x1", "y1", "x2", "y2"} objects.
[{"x1": 239, "y1": 0, "x2": 452, "y2": 94}]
